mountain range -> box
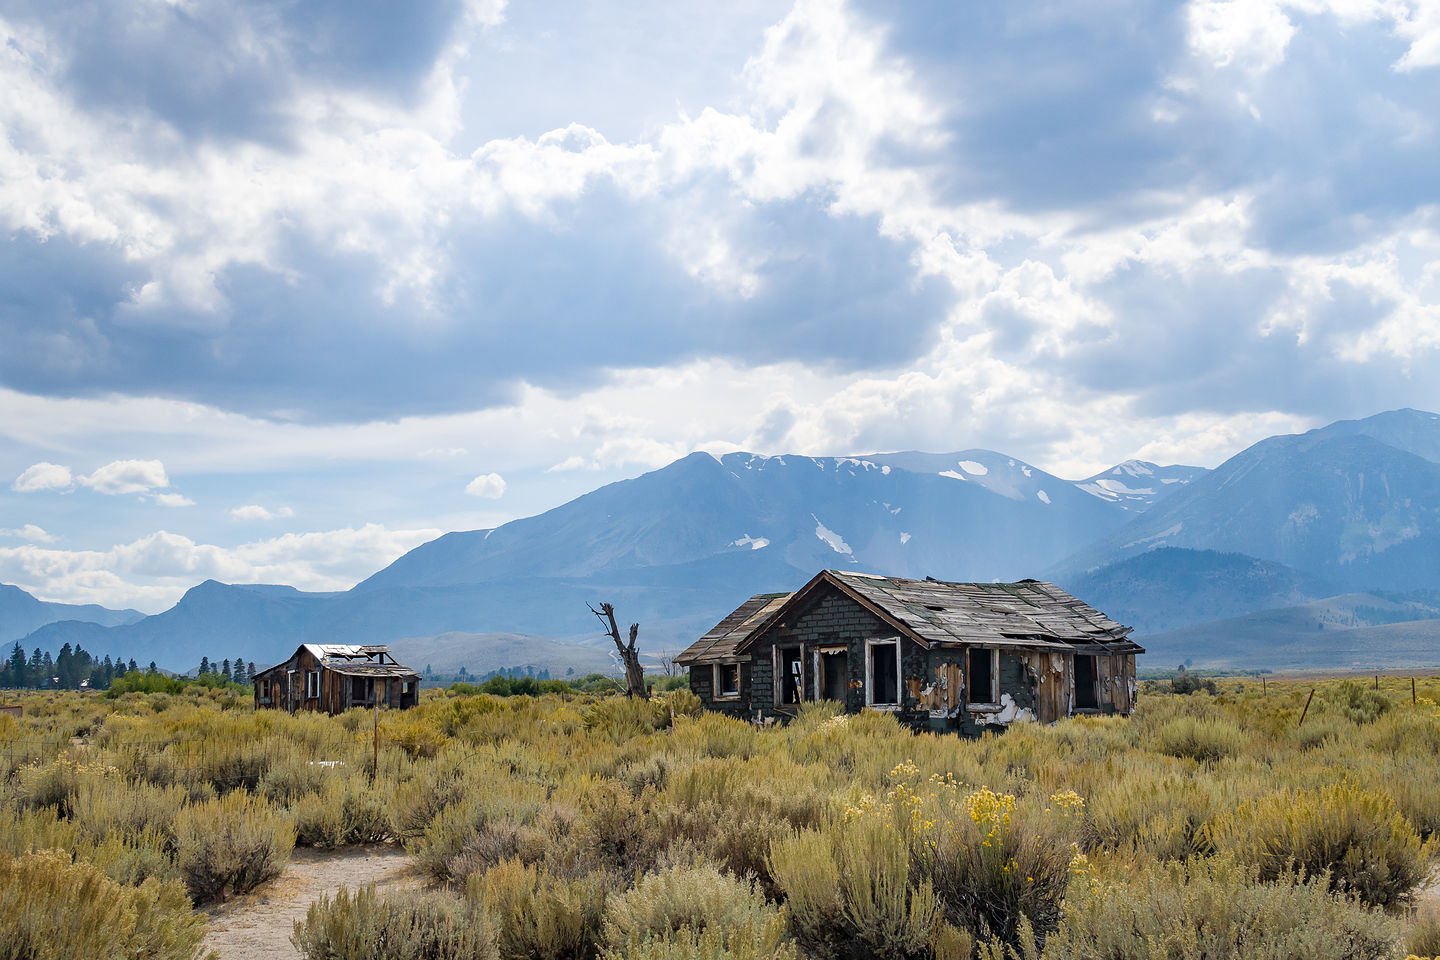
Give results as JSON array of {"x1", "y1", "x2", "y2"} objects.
[{"x1": 8, "y1": 408, "x2": 1440, "y2": 673}]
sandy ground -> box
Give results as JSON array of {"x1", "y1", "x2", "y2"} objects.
[{"x1": 202, "y1": 844, "x2": 421, "y2": 960}]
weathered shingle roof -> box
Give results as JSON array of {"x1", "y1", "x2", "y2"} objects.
[
  {"x1": 679, "y1": 570, "x2": 1141, "y2": 666},
  {"x1": 828, "y1": 571, "x2": 1138, "y2": 651},
  {"x1": 320, "y1": 660, "x2": 420, "y2": 679},
  {"x1": 675, "y1": 592, "x2": 792, "y2": 665}
]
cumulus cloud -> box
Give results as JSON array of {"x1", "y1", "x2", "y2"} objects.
[
  {"x1": 152, "y1": 493, "x2": 195, "y2": 507},
  {"x1": 0, "y1": 523, "x2": 442, "y2": 612},
  {"x1": 230, "y1": 504, "x2": 295, "y2": 521},
  {"x1": 79, "y1": 459, "x2": 169, "y2": 495},
  {"x1": 12, "y1": 462, "x2": 73, "y2": 492},
  {"x1": 464, "y1": 473, "x2": 506, "y2": 498},
  {"x1": 0, "y1": 524, "x2": 55, "y2": 543}
]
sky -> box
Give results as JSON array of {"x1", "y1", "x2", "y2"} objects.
[{"x1": 2, "y1": 0, "x2": 1439, "y2": 613}]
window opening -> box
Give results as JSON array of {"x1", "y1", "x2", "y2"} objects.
[{"x1": 868, "y1": 640, "x2": 899, "y2": 707}]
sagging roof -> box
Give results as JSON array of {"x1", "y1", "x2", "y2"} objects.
[
  {"x1": 320, "y1": 660, "x2": 420, "y2": 679},
  {"x1": 254, "y1": 642, "x2": 414, "y2": 679},
  {"x1": 302, "y1": 643, "x2": 393, "y2": 662},
  {"x1": 674, "y1": 592, "x2": 792, "y2": 665},
  {"x1": 678, "y1": 570, "x2": 1141, "y2": 665}
]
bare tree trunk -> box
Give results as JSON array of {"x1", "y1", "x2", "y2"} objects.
[{"x1": 589, "y1": 602, "x2": 646, "y2": 698}]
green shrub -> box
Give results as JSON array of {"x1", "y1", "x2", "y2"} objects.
[
  {"x1": 293, "y1": 884, "x2": 498, "y2": 960},
  {"x1": 1151, "y1": 716, "x2": 1244, "y2": 762},
  {"x1": 769, "y1": 818, "x2": 947, "y2": 960},
  {"x1": 922, "y1": 787, "x2": 1079, "y2": 944},
  {"x1": 0, "y1": 850, "x2": 205, "y2": 960},
  {"x1": 1036, "y1": 856, "x2": 1395, "y2": 960},
  {"x1": 1207, "y1": 782, "x2": 1429, "y2": 908},
  {"x1": 293, "y1": 776, "x2": 392, "y2": 848},
  {"x1": 173, "y1": 789, "x2": 295, "y2": 903},
  {"x1": 583, "y1": 697, "x2": 670, "y2": 741},
  {"x1": 71, "y1": 774, "x2": 188, "y2": 848},
  {"x1": 600, "y1": 913, "x2": 798, "y2": 960},
  {"x1": 602, "y1": 862, "x2": 776, "y2": 946},
  {"x1": 1320, "y1": 681, "x2": 1391, "y2": 724},
  {"x1": 469, "y1": 858, "x2": 608, "y2": 960}
]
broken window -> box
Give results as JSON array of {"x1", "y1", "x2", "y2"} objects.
[
  {"x1": 968, "y1": 648, "x2": 995, "y2": 705},
  {"x1": 716, "y1": 662, "x2": 740, "y2": 698},
  {"x1": 306, "y1": 670, "x2": 320, "y2": 700},
  {"x1": 868, "y1": 640, "x2": 899, "y2": 707},
  {"x1": 1074, "y1": 655, "x2": 1098, "y2": 709}
]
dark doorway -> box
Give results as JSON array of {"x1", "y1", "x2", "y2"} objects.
[
  {"x1": 1074, "y1": 655, "x2": 1098, "y2": 709},
  {"x1": 821, "y1": 651, "x2": 848, "y2": 702},
  {"x1": 968, "y1": 648, "x2": 994, "y2": 704},
  {"x1": 779, "y1": 647, "x2": 804, "y2": 705}
]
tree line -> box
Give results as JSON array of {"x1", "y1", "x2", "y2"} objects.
[{"x1": 0, "y1": 642, "x2": 257, "y2": 691}]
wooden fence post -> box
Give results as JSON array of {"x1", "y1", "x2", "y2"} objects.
[{"x1": 1298, "y1": 688, "x2": 1315, "y2": 729}]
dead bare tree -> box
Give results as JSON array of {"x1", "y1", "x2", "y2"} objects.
[{"x1": 589, "y1": 602, "x2": 646, "y2": 698}]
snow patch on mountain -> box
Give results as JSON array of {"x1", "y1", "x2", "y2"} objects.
[
  {"x1": 956, "y1": 460, "x2": 989, "y2": 475},
  {"x1": 812, "y1": 516, "x2": 853, "y2": 557}
]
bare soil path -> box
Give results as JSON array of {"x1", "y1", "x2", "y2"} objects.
[{"x1": 203, "y1": 844, "x2": 421, "y2": 960}]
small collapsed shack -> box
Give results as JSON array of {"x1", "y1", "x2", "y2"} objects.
[
  {"x1": 676, "y1": 569, "x2": 1142, "y2": 734},
  {"x1": 253, "y1": 643, "x2": 421, "y2": 715}
]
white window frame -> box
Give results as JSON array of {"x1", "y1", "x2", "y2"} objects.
[
  {"x1": 713, "y1": 662, "x2": 742, "y2": 700},
  {"x1": 306, "y1": 669, "x2": 320, "y2": 700},
  {"x1": 864, "y1": 637, "x2": 902, "y2": 711},
  {"x1": 966, "y1": 647, "x2": 1001, "y2": 710}
]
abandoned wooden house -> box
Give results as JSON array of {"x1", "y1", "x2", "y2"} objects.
[
  {"x1": 252, "y1": 643, "x2": 421, "y2": 715},
  {"x1": 676, "y1": 569, "x2": 1142, "y2": 734}
]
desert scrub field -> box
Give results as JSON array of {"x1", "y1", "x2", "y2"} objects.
[{"x1": 4, "y1": 675, "x2": 1440, "y2": 959}]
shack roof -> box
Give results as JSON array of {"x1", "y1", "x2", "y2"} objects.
[
  {"x1": 320, "y1": 660, "x2": 420, "y2": 679},
  {"x1": 254, "y1": 642, "x2": 416, "y2": 680},
  {"x1": 674, "y1": 592, "x2": 792, "y2": 665},
  {"x1": 677, "y1": 570, "x2": 1141, "y2": 665}
]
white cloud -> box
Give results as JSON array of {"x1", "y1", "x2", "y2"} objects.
[
  {"x1": 152, "y1": 493, "x2": 195, "y2": 507},
  {"x1": 13, "y1": 462, "x2": 73, "y2": 492},
  {"x1": 464, "y1": 472, "x2": 507, "y2": 498},
  {"x1": 0, "y1": 523, "x2": 442, "y2": 612},
  {"x1": 230, "y1": 504, "x2": 295, "y2": 521},
  {"x1": 80, "y1": 459, "x2": 169, "y2": 495},
  {"x1": 0, "y1": 524, "x2": 55, "y2": 543}
]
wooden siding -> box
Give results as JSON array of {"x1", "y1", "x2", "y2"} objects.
[{"x1": 254, "y1": 646, "x2": 419, "y2": 715}]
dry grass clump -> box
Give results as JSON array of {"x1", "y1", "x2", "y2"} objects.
[
  {"x1": 293, "y1": 884, "x2": 498, "y2": 960},
  {"x1": 173, "y1": 789, "x2": 295, "y2": 903},
  {"x1": 601, "y1": 861, "x2": 778, "y2": 946},
  {"x1": 1032, "y1": 856, "x2": 1396, "y2": 960},
  {"x1": 1208, "y1": 782, "x2": 1430, "y2": 908},
  {"x1": 1149, "y1": 715, "x2": 1245, "y2": 762},
  {"x1": 469, "y1": 858, "x2": 608, "y2": 960},
  {"x1": 293, "y1": 775, "x2": 392, "y2": 848},
  {"x1": 0, "y1": 850, "x2": 206, "y2": 960}
]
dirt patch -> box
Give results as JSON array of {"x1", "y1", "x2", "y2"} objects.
[{"x1": 203, "y1": 844, "x2": 422, "y2": 960}]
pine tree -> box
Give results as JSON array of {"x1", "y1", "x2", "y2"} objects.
[
  {"x1": 234, "y1": 653, "x2": 247, "y2": 683},
  {"x1": 199, "y1": 656, "x2": 211, "y2": 676},
  {"x1": 248, "y1": 662, "x2": 257, "y2": 682},
  {"x1": 28, "y1": 649, "x2": 43, "y2": 688},
  {"x1": 41, "y1": 652, "x2": 54, "y2": 686},
  {"x1": 128, "y1": 658, "x2": 139, "y2": 675},
  {"x1": 147, "y1": 661, "x2": 157, "y2": 675},
  {"x1": 4, "y1": 643, "x2": 22, "y2": 688},
  {"x1": 221, "y1": 658, "x2": 232, "y2": 682}
]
